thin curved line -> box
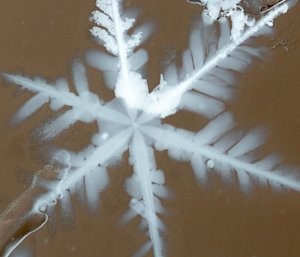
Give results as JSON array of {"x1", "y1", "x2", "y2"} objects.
[{"x1": 3, "y1": 212, "x2": 48, "y2": 257}]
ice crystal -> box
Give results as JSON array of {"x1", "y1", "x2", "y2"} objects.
[
  {"x1": 3, "y1": 0, "x2": 298, "y2": 257},
  {"x1": 187, "y1": 0, "x2": 289, "y2": 40}
]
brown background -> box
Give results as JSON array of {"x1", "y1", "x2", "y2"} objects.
[{"x1": 0, "y1": 0, "x2": 300, "y2": 257}]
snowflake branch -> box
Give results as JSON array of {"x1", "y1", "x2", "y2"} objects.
[
  {"x1": 143, "y1": 1, "x2": 289, "y2": 118},
  {"x1": 142, "y1": 125, "x2": 300, "y2": 191},
  {"x1": 3, "y1": 73, "x2": 129, "y2": 125},
  {"x1": 91, "y1": 0, "x2": 149, "y2": 109},
  {"x1": 33, "y1": 127, "x2": 133, "y2": 212},
  {"x1": 0, "y1": 130, "x2": 132, "y2": 254},
  {"x1": 111, "y1": 0, "x2": 149, "y2": 109},
  {"x1": 178, "y1": 2, "x2": 288, "y2": 90},
  {"x1": 129, "y1": 130, "x2": 165, "y2": 257}
]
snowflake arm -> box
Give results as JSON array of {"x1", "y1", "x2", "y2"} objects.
[
  {"x1": 126, "y1": 130, "x2": 166, "y2": 257},
  {"x1": 141, "y1": 113, "x2": 300, "y2": 192},
  {"x1": 142, "y1": 1, "x2": 289, "y2": 118},
  {"x1": 33, "y1": 127, "x2": 133, "y2": 213},
  {"x1": 90, "y1": 0, "x2": 151, "y2": 108},
  {"x1": 3, "y1": 64, "x2": 129, "y2": 139}
]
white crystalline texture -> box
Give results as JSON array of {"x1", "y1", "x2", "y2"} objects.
[
  {"x1": 228, "y1": 8, "x2": 255, "y2": 40},
  {"x1": 96, "y1": 0, "x2": 113, "y2": 17},
  {"x1": 91, "y1": 26, "x2": 118, "y2": 55},
  {"x1": 126, "y1": 31, "x2": 143, "y2": 52},
  {"x1": 203, "y1": 0, "x2": 242, "y2": 19},
  {"x1": 91, "y1": 1, "x2": 142, "y2": 55},
  {"x1": 92, "y1": 10, "x2": 115, "y2": 35},
  {"x1": 115, "y1": 71, "x2": 149, "y2": 109},
  {"x1": 201, "y1": 0, "x2": 255, "y2": 39}
]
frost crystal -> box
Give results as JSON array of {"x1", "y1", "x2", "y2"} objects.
[{"x1": 188, "y1": 0, "x2": 288, "y2": 40}]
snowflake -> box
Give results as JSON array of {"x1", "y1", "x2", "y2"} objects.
[{"x1": 3, "y1": 1, "x2": 298, "y2": 257}]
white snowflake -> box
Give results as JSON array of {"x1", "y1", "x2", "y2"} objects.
[{"x1": 3, "y1": 1, "x2": 298, "y2": 257}]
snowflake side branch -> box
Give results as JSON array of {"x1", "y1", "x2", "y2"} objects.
[
  {"x1": 141, "y1": 125, "x2": 300, "y2": 191},
  {"x1": 3, "y1": 73, "x2": 129, "y2": 125}
]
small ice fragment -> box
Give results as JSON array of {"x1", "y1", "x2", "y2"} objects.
[{"x1": 206, "y1": 159, "x2": 215, "y2": 169}]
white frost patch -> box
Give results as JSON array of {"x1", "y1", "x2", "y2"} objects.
[
  {"x1": 189, "y1": 0, "x2": 254, "y2": 39},
  {"x1": 188, "y1": 0, "x2": 287, "y2": 40},
  {"x1": 115, "y1": 71, "x2": 149, "y2": 109}
]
